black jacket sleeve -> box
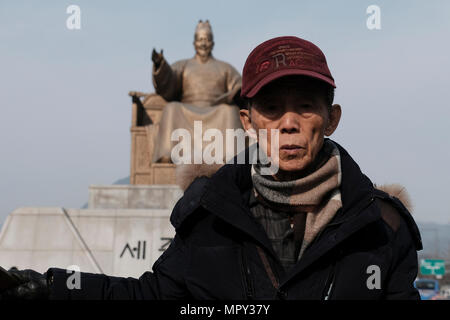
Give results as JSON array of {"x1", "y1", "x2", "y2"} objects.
[
  {"x1": 384, "y1": 216, "x2": 421, "y2": 300},
  {"x1": 47, "y1": 235, "x2": 189, "y2": 300}
]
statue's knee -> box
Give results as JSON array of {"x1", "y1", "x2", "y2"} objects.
[{"x1": 142, "y1": 94, "x2": 167, "y2": 108}]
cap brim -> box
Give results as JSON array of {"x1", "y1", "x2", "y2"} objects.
[{"x1": 245, "y1": 69, "x2": 336, "y2": 98}]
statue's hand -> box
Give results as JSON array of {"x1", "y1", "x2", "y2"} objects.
[
  {"x1": 0, "y1": 269, "x2": 50, "y2": 300},
  {"x1": 152, "y1": 48, "x2": 164, "y2": 69}
]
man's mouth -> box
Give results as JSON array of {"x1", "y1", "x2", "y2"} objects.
[
  {"x1": 280, "y1": 144, "x2": 303, "y2": 155},
  {"x1": 281, "y1": 144, "x2": 302, "y2": 149}
]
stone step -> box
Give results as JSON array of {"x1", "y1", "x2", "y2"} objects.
[{"x1": 88, "y1": 184, "x2": 183, "y2": 209}]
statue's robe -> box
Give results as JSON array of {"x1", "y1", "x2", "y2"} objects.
[{"x1": 151, "y1": 56, "x2": 243, "y2": 163}]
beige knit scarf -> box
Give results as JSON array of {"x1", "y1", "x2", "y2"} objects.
[{"x1": 251, "y1": 140, "x2": 343, "y2": 258}]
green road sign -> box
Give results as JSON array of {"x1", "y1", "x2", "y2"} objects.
[{"x1": 420, "y1": 259, "x2": 445, "y2": 276}]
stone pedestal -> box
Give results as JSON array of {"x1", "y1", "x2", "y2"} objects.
[
  {"x1": 0, "y1": 206, "x2": 175, "y2": 278},
  {"x1": 88, "y1": 184, "x2": 183, "y2": 209},
  {"x1": 0, "y1": 185, "x2": 184, "y2": 278}
]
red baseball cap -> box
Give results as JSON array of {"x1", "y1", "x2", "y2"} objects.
[{"x1": 241, "y1": 36, "x2": 336, "y2": 98}]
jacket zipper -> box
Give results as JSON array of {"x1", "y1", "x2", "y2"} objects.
[
  {"x1": 318, "y1": 197, "x2": 376, "y2": 300},
  {"x1": 282, "y1": 196, "x2": 375, "y2": 298},
  {"x1": 322, "y1": 262, "x2": 336, "y2": 300},
  {"x1": 317, "y1": 197, "x2": 376, "y2": 300},
  {"x1": 241, "y1": 246, "x2": 254, "y2": 300},
  {"x1": 323, "y1": 279, "x2": 335, "y2": 300}
]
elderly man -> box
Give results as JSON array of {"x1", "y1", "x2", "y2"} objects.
[
  {"x1": 150, "y1": 20, "x2": 242, "y2": 163},
  {"x1": 1, "y1": 36, "x2": 422, "y2": 300}
]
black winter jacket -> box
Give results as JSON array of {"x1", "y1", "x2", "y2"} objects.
[{"x1": 47, "y1": 140, "x2": 422, "y2": 300}]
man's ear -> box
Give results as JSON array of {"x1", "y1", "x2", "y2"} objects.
[
  {"x1": 324, "y1": 104, "x2": 342, "y2": 136},
  {"x1": 239, "y1": 109, "x2": 253, "y2": 132}
]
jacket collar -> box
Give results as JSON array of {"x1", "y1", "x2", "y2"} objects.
[
  {"x1": 200, "y1": 145, "x2": 276, "y2": 258},
  {"x1": 201, "y1": 139, "x2": 376, "y2": 224},
  {"x1": 171, "y1": 139, "x2": 379, "y2": 273}
]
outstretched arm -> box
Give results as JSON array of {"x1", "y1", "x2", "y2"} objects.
[
  {"x1": 1, "y1": 235, "x2": 190, "y2": 300},
  {"x1": 151, "y1": 49, "x2": 184, "y2": 102}
]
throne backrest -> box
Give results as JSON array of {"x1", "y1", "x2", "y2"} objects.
[{"x1": 129, "y1": 92, "x2": 175, "y2": 185}]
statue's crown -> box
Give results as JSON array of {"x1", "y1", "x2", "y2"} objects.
[{"x1": 195, "y1": 20, "x2": 213, "y2": 36}]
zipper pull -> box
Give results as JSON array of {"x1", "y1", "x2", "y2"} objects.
[{"x1": 324, "y1": 281, "x2": 334, "y2": 300}]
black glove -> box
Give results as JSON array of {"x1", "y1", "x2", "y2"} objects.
[{"x1": 0, "y1": 269, "x2": 51, "y2": 300}]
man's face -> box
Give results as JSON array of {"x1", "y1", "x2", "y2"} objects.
[
  {"x1": 240, "y1": 78, "x2": 340, "y2": 175},
  {"x1": 194, "y1": 30, "x2": 214, "y2": 58}
]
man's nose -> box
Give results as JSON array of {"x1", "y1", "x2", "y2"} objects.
[{"x1": 279, "y1": 112, "x2": 300, "y2": 134}]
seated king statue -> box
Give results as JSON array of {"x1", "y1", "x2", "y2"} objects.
[{"x1": 150, "y1": 20, "x2": 243, "y2": 163}]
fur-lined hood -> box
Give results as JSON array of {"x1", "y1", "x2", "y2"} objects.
[
  {"x1": 176, "y1": 164, "x2": 224, "y2": 191},
  {"x1": 175, "y1": 164, "x2": 413, "y2": 213},
  {"x1": 375, "y1": 183, "x2": 412, "y2": 212}
]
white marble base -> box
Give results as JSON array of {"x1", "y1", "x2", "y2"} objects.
[
  {"x1": 0, "y1": 207, "x2": 175, "y2": 278},
  {"x1": 88, "y1": 184, "x2": 183, "y2": 209}
]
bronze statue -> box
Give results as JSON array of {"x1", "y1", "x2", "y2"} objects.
[{"x1": 150, "y1": 20, "x2": 243, "y2": 163}]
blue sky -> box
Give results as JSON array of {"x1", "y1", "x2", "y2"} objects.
[{"x1": 0, "y1": 0, "x2": 449, "y2": 224}]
